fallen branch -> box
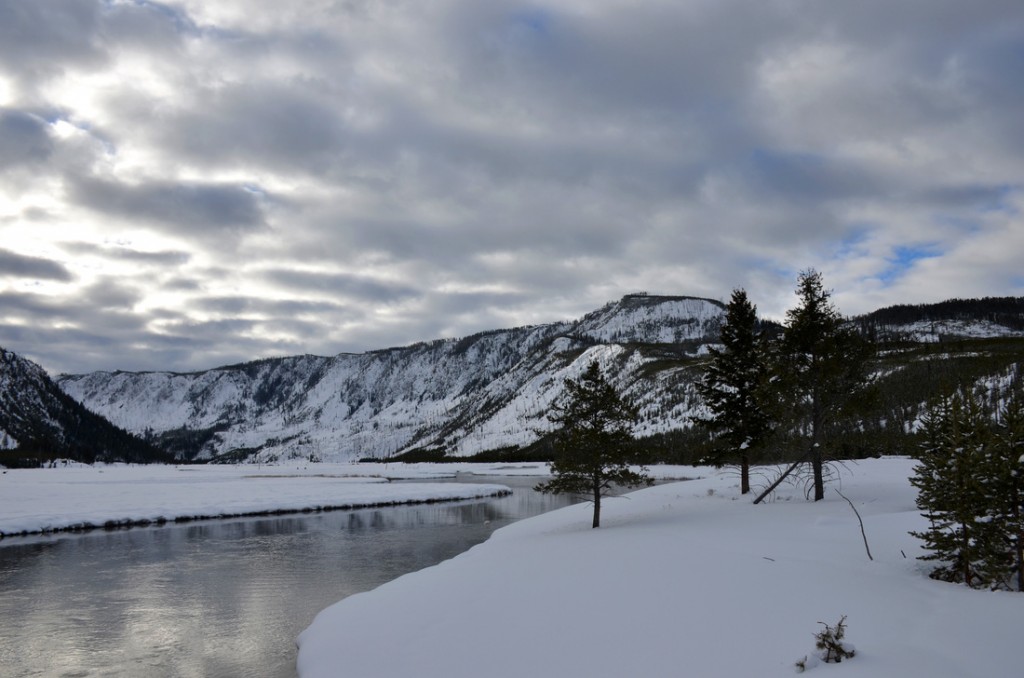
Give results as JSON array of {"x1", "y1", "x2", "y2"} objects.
[{"x1": 752, "y1": 449, "x2": 814, "y2": 505}]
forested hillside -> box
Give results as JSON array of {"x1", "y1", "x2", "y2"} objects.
[
  {"x1": 0, "y1": 348, "x2": 170, "y2": 467},
  {"x1": 639, "y1": 295, "x2": 1024, "y2": 466}
]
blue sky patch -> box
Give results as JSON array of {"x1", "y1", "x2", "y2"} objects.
[{"x1": 877, "y1": 245, "x2": 943, "y2": 285}]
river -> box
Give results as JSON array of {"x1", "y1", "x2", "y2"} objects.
[{"x1": 0, "y1": 476, "x2": 578, "y2": 678}]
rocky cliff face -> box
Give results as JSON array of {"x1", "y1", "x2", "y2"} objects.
[{"x1": 57, "y1": 295, "x2": 725, "y2": 462}]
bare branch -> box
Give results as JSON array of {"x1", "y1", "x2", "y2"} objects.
[
  {"x1": 752, "y1": 448, "x2": 814, "y2": 504},
  {"x1": 835, "y1": 488, "x2": 873, "y2": 561}
]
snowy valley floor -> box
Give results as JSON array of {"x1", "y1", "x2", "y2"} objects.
[
  {"x1": 297, "y1": 457, "x2": 1023, "y2": 678},
  {"x1": 0, "y1": 461, "x2": 696, "y2": 538},
  {"x1": 0, "y1": 462, "x2": 533, "y2": 537}
]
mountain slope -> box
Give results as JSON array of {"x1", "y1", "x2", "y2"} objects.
[
  {"x1": 0, "y1": 347, "x2": 169, "y2": 466},
  {"x1": 58, "y1": 295, "x2": 724, "y2": 463},
  {"x1": 54, "y1": 294, "x2": 1024, "y2": 466},
  {"x1": 857, "y1": 296, "x2": 1024, "y2": 342}
]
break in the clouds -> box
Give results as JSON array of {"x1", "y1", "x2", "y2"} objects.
[{"x1": 1, "y1": 0, "x2": 1022, "y2": 374}]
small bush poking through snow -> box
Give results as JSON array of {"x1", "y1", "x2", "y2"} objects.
[{"x1": 795, "y1": 615, "x2": 855, "y2": 672}]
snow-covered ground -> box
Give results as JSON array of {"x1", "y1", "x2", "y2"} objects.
[
  {"x1": 0, "y1": 462, "x2": 521, "y2": 537},
  {"x1": 297, "y1": 457, "x2": 1023, "y2": 678},
  {"x1": 895, "y1": 319, "x2": 1024, "y2": 342},
  {"x1": 0, "y1": 461, "x2": 697, "y2": 537}
]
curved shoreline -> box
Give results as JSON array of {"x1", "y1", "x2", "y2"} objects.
[{"x1": 0, "y1": 488, "x2": 512, "y2": 540}]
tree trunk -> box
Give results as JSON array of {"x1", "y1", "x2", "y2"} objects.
[
  {"x1": 1016, "y1": 518, "x2": 1023, "y2": 592},
  {"x1": 812, "y1": 451, "x2": 824, "y2": 501},
  {"x1": 592, "y1": 474, "x2": 601, "y2": 528},
  {"x1": 1014, "y1": 478, "x2": 1023, "y2": 591},
  {"x1": 740, "y1": 453, "x2": 750, "y2": 495},
  {"x1": 961, "y1": 526, "x2": 973, "y2": 587},
  {"x1": 811, "y1": 392, "x2": 824, "y2": 502}
]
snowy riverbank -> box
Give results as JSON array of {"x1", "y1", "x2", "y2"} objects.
[
  {"x1": 0, "y1": 462, "x2": 523, "y2": 537},
  {"x1": 297, "y1": 457, "x2": 1023, "y2": 678}
]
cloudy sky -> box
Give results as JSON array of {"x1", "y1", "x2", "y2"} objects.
[{"x1": 1, "y1": 0, "x2": 1022, "y2": 375}]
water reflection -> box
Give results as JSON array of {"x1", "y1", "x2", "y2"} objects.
[{"x1": 0, "y1": 476, "x2": 577, "y2": 678}]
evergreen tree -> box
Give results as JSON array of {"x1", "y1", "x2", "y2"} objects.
[
  {"x1": 776, "y1": 270, "x2": 872, "y2": 501},
  {"x1": 536, "y1": 360, "x2": 651, "y2": 528},
  {"x1": 696, "y1": 288, "x2": 771, "y2": 494},
  {"x1": 979, "y1": 390, "x2": 1024, "y2": 590},
  {"x1": 910, "y1": 390, "x2": 993, "y2": 587}
]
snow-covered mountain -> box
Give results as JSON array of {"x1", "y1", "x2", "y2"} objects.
[
  {"x1": 0, "y1": 347, "x2": 167, "y2": 465},
  {"x1": 57, "y1": 295, "x2": 724, "y2": 463}
]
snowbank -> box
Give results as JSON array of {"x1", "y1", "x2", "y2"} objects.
[
  {"x1": 297, "y1": 458, "x2": 1023, "y2": 678},
  {"x1": 0, "y1": 463, "x2": 513, "y2": 537}
]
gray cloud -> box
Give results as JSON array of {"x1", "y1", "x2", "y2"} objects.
[
  {"x1": 0, "y1": 287, "x2": 285, "y2": 374},
  {"x1": 67, "y1": 175, "x2": 268, "y2": 237},
  {"x1": 157, "y1": 80, "x2": 351, "y2": 174},
  {"x1": 0, "y1": 0, "x2": 1020, "y2": 373},
  {"x1": 60, "y1": 241, "x2": 192, "y2": 266},
  {"x1": 79, "y1": 277, "x2": 142, "y2": 311},
  {"x1": 196, "y1": 295, "x2": 347, "y2": 317},
  {"x1": 0, "y1": 109, "x2": 54, "y2": 170},
  {"x1": 0, "y1": 249, "x2": 72, "y2": 281},
  {"x1": 262, "y1": 268, "x2": 421, "y2": 303},
  {"x1": 0, "y1": 0, "x2": 105, "y2": 84}
]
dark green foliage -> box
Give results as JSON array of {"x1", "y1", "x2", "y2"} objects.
[
  {"x1": 147, "y1": 425, "x2": 227, "y2": 461},
  {"x1": 536, "y1": 361, "x2": 651, "y2": 528},
  {"x1": 795, "y1": 615, "x2": 856, "y2": 672},
  {"x1": 910, "y1": 388, "x2": 1024, "y2": 590},
  {"x1": 626, "y1": 428, "x2": 715, "y2": 465},
  {"x1": 361, "y1": 439, "x2": 558, "y2": 464},
  {"x1": 774, "y1": 270, "x2": 874, "y2": 500},
  {"x1": 464, "y1": 438, "x2": 556, "y2": 463},
  {"x1": 861, "y1": 296, "x2": 1024, "y2": 333},
  {"x1": 911, "y1": 391, "x2": 991, "y2": 586},
  {"x1": 253, "y1": 374, "x2": 286, "y2": 407},
  {"x1": 383, "y1": 447, "x2": 450, "y2": 463},
  {"x1": 0, "y1": 348, "x2": 170, "y2": 466},
  {"x1": 696, "y1": 288, "x2": 771, "y2": 494},
  {"x1": 815, "y1": 616, "x2": 855, "y2": 663},
  {"x1": 978, "y1": 390, "x2": 1024, "y2": 590}
]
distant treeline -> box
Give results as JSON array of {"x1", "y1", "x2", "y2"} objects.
[
  {"x1": 0, "y1": 387, "x2": 171, "y2": 468},
  {"x1": 860, "y1": 296, "x2": 1024, "y2": 331}
]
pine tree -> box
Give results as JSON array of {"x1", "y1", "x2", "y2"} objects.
[
  {"x1": 979, "y1": 390, "x2": 1024, "y2": 590},
  {"x1": 536, "y1": 360, "x2": 651, "y2": 528},
  {"x1": 775, "y1": 270, "x2": 872, "y2": 501},
  {"x1": 910, "y1": 390, "x2": 992, "y2": 587},
  {"x1": 696, "y1": 288, "x2": 771, "y2": 494}
]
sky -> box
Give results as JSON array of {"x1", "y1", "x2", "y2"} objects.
[{"x1": 1, "y1": 0, "x2": 1022, "y2": 375}]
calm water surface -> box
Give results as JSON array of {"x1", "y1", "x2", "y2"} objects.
[{"x1": 0, "y1": 476, "x2": 578, "y2": 678}]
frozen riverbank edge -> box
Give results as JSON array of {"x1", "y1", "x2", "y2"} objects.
[
  {"x1": 0, "y1": 462, "x2": 696, "y2": 539},
  {"x1": 0, "y1": 462, "x2": 568, "y2": 539},
  {"x1": 297, "y1": 457, "x2": 1023, "y2": 678}
]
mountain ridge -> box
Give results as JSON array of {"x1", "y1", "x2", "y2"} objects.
[
  {"x1": 56, "y1": 295, "x2": 724, "y2": 462},
  {"x1": 5, "y1": 293, "x2": 1024, "y2": 466}
]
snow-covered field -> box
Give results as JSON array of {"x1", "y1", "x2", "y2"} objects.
[
  {"x1": 298, "y1": 457, "x2": 1023, "y2": 678},
  {"x1": 0, "y1": 461, "x2": 698, "y2": 538},
  {"x1": 0, "y1": 462, "x2": 522, "y2": 537}
]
